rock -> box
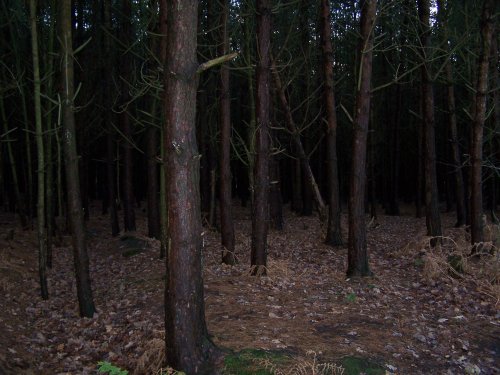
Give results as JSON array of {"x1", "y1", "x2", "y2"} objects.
[{"x1": 414, "y1": 333, "x2": 427, "y2": 343}]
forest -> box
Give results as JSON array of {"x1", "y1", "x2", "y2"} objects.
[{"x1": 0, "y1": 0, "x2": 498, "y2": 374}]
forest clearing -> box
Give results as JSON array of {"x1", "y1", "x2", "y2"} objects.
[{"x1": 0, "y1": 204, "x2": 498, "y2": 374}]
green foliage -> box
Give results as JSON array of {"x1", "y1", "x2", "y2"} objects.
[
  {"x1": 414, "y1": 258, "x2": 424, "y2": 267},
  {"x1": 97, "y1": 361, "x2": 128, "y2": 375},
  {"x1": 223, "y1": 349, "x2": 290, "y2": 375},
  {"x1": 121, "y1": 249, "x2": 141, "y2": 257},
  {"x1": 345, "y1": 293, "x2": 357, "y2": 303},
  {"x1": 340, "y1": 356, "x2": 385, "y2": 375},
  {"x1": 447, "y1": 255, "x2": 464, "y2": 275}
]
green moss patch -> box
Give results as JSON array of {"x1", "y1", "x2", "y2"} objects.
[
  {"x1": 223, "y1": 349, "x2": 291, "y2": 375},
  {"x1": 341, "y1": 356, "x2": 385, "y2": 375}
]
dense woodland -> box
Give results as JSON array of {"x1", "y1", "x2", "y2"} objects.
[{"x1": 0, "y1": 0, "x2": 498, "y2": 374}]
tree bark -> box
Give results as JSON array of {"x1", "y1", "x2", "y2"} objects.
[
  {"x1": 251, "y1": 0, "x2": 271, "y2": 276},
  {"x1": 163, "y1": 1, "x2": 221, "y2": 372},
  {"x1": 159, "y1": 0, "x2": 168, "y2": 259},
  {"x1": 60, "y1": 0, "x2": 96, "y2": 317},
  {"x1": 470, "y1": 0, "x2": 495, "y2": 246},
  {"x1": 269, "y1": 154, "x2": 283, "y2": 230},
  {"x1": 490, "y1": 35, "x2": 499, "y2": 222},
  {"x1": 417, "y1": 0, "x2": 442, "y2": 244},
  {"x1": 146, "y1": 125, "x2": 160, "y2": 238},
  {"x1": 121, "y1": 0, "x2": 136, "y2": 232},
  {"x1": 30, "y1": 0, "x2": 48, "y2": 299},
  {"x1": 146, "y1": 0, "x2": 161, "y2": 240},
  {"x1": 347, "y1": 0, "x2": 376, "y2": 278},
  {"x1": 218, "y1": 0, "x2": 236, "y2": 265},
  {"x1": 103, "y1": 0, "x2": 120, "y2": 237},
  {"x1": 437, "y1": 0, "x2": 466, "y2": 227},
  {"x1": 321, "y1": 0, "x2": 343, "y2": 246}
]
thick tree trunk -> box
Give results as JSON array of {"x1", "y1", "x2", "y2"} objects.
[
  {"x1": 470, "y1": 0, "x2": 495, "y2": 246},
  {"x1": 251, "y1": 0, "x2": 271, "y2": 276},
  {"x1": 347, "y1": 0, "x2": 376, "y2": 278},
  {"x1": 30, "y1": 0, "x2": 48, "y2": 299},
  {"x1": 418, "y1": 0, "x2": 442, "y2": 244},
  {"x1": 219, "y1": 0, "x2": 236, "y2": 265},
  {"x1": 60, "y1": 0, "x2": 95, "y2": 317},
  {"x1": 163, "y1": 1, "x2": 221, "y2": 372},
  {"x1": 321, "y1": 0, "x2": 343, "y2": 246}
]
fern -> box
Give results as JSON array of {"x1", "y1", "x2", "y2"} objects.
[{"x1": 97, "y1": 361, "x2": 129, "y2": 375}]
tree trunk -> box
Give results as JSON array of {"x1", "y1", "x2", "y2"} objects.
[
  {"x1": 121, "y1": 0, "x2": 136, "y2": 232},
  {"x1": 292, "y1": 155, "x2": 303, "y2": 213},
  {"x1": 219, "y1": 0, "x2": 236, "y2": 265},
  {"x1": 60, "y1": 0, "x2": 96, "y2": 317},
  {"x1": 45, "y1": 0, "x2": 56, "y2": 268},
  {"x1": 103, "y1": 0, "x2": 120, "y2": 237},
  {"x1": 30, "y1": 0, "x2": 48, "y2": 299},
  {"x1": 163, "y1": 1, "x2": 221, "y2": 372},
  {"x1": 321, "y1": 0, "x2": 343, "y2": 246},
  {"x1": 159, "y1": 0, "x2": 168, "y2": 258},
  {"x1": 251, "y1": 0, "x2": 271, "y2": 276},
  {"x1": 418, "y1": 0, "x2": 442, "y2": 244},
  {"x1": 416, "y1": 93, "x2": 424, "y2": 218},
  {"x1": 146, "y1": 125, "x2": 160, "y2": 238},
  {"x1": 0, "y1": 98, "x2": 28, "y2": 229},
  {"x1": 347, "y1": 0, "x2": 376, "y2": 278},
  {"x1": 271, "y1": 60, "x2": 326, "y2": 221},
  {"x1": 269, "y1": 155, "x2": 284, "y2": 230},
  {"x1": 243, "y1": 2, "x2": 256, "y2": 208},
  {"x1": 437, "y1": 0, "x2": 466, "y2": 227},
  {"x1": 470, "y1": 0, "x2": 495, "y2": 246},
  {"x1": 490, "y1": 36, "x2": 499, "y2": 222}
]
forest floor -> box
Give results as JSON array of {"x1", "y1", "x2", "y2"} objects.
[{"x1": 0, "y1": 203, "x2": 498, "y2": 375}]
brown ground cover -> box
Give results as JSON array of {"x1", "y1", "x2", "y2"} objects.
[{"x1": 0, "y1": 204, "x2": 498, "y2": 374}]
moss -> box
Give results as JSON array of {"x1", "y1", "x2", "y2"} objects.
[
  {"x1": 341, "y1": 356, "x2": 385, "y2": 375},
  {"x1": 223, "y1": 349, "x2": 290, "y2": 375}
]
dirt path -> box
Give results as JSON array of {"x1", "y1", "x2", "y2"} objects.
[{"x1": 0, "y1": 206, "x2": 498, "y2": 374}]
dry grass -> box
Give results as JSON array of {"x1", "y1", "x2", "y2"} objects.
[
  {"x1": 260, "y1": 351, "x2": 345, "y2": 375},
  {"x1": 417, "y1": 226, "x2": 499, "y2": 306},
  {"x1": 135, "y1": 331, "x2": 165, "y2": 375}
]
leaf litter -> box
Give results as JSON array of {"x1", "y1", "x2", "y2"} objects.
[{"x1": 0, "y1": 205, "x2": 498, "y2": 374}]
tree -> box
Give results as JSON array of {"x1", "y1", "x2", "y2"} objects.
[
  {"x1": 146, "y1": 0, "x2": 161, "y2": 240},
  {"x1": 60, "y1": 0, "x2": 96, "y2": 318},
  {"x1": 417, "y1": 0, "x2": 442, "y2": 244},
  {"x1": 470, "y1": 0, "x2": 495, "y2": 246},
  {"x1": 219, "y1": 0, "x2": 236, "y2": 265},
  {"x1": 321, "y1": 0, "x2": 343, "y2": 246},
  {"x1": 347, "y1": 0, "x2": 377, "y2": 278},
  {"x1": 163, "y1": 1, "x2": 221, "y2": 371},
  {"x1": 29, "y1": 0, "x2": 48, "y2": 299},
  {"x1": 437, "y1": 0, "x2": 466, "y2": 227},
  {"x1": 103, "y1": 0, "x2": 120, "y2": 237},
  {"x1": 251, "y1": 0, "x2": 271, "y2": 276},
  {"x1": 120, "y1": 0, "x2": 136, "y2": 232}
]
